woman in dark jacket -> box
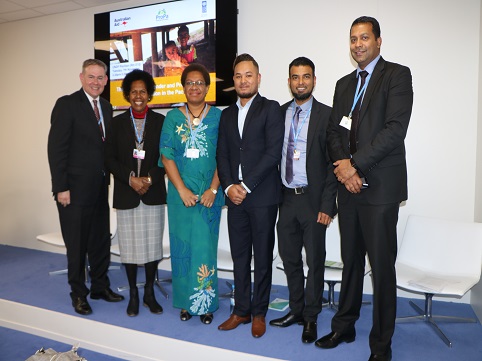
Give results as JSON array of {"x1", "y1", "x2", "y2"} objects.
[{"x1": 105, "y1": 69, "x2": 166, "y2": 317}]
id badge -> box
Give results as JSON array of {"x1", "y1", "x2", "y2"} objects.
[
  {"x1": 293, "y1": 149, "x2": 300, "y2": 160},
  {"x1": 186, "y1": 148, "x2": 200, "y2": 159},
  {"x1": 133, "y1": 149, "x2": 145, "y2": 159},
  {"x1": 340, "y1": 116, "x2": 352, "y2": 130}
]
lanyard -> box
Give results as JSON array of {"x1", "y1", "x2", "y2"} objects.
[
  {"x1": 291, "y1": 105, "x2": 311, "y2": 149},
  {"x1": 129, "y1": 108, "x2": 147, "y2": 145},
  {"x1": 185, "y1": 104, "x2": 208, "y2": 146},
  {"x1": 349, "y1": 73, "x2": 371, "y2": 118}
]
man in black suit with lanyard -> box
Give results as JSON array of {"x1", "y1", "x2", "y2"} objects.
[
  {"x1": 48, "y1": 59, "x2": 124, "y2": 315},
  {"x1": 316, "y1": 17, "x2": 413, "y2": 361},
  {"x1": 217, "y1": 53, "x2": 284, "y2": 338},
  {"x1": 270, "y1": 57, "x2": 337, "y2": 344}
]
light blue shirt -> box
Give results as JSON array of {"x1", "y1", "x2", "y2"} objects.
[{"x1": 281, "y1": 96, "x2": 313, "y2": 187}]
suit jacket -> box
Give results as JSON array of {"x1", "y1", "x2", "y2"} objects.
[
  {"x1": 48, "y1": 89, "x2": 112, "y2": 206},
  {"x1": 217, "y1": 93, "x2": 284, "y2": 207},
  {"x1": 105, "y1": 109, "x2": 167, "y2": 210},
  {"x1": 327, "y1": 57, "x2": 413, "y2": 205},
  {"x1": 281, "y1": 98, "x2": 337, "y2": 217}
]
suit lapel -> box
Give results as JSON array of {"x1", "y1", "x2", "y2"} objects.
[
  {"x1": 306, "y1": 99, "x2": 319, "y2": 155},
  {"x1": 359, "y1": 57, "x2": 385, "y2": 124}
]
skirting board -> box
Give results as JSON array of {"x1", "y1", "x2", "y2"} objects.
[{"x1": 0, "y1": 299, "x2": 279, "y2": 361}]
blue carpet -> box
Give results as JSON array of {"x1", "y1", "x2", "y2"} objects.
[
  {"x1": 1, "y1": 244, "x2": 481, "y2": 361},
  {"x1": 0, "y1": 326, "x2": 124, "y2": 361}
]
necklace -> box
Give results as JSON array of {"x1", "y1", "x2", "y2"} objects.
[{"x1": 187, "y1": 103, "x2": 206, "y2": 126}]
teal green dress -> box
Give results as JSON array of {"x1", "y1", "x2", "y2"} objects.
[{"x1": 159, "y1": 106, "x2": 224, "y2": 315}]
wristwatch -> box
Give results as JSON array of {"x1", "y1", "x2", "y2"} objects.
[{"x1": 210, "y1": 188, "x2": 218, "y2": 195}]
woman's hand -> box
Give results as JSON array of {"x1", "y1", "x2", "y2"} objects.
[
  {"x1": 179, "y1": 188, "x2": 198, "y2": 207},
  {"x1": 200, "y1": 189, "x2": 216, "y2": 208},
  {"x1": 130, "y1": 176, "x2": 149, "y2": 195}
]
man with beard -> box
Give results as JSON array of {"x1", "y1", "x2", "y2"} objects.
[
  {"x1": 269, "y1": 57, "x2": 337, "y2": 343},
  {"x1": 217, "y1": 53, "x2": 284, "y2": 338}
]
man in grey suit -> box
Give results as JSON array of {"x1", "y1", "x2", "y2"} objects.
[
  {"x1": 269, "y1": 57, "x2": 337, "y2": 344},
  {"x1": 316, "y1": 17, "x2": 413, "y2": 361},
  {"x1": 48, "y1": 59, "x2": 124, "y2": 316}
]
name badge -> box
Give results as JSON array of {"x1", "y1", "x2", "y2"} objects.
[
  {"x1": 186, "y1": 148, "x2": 200, "y2": 159},
  {"x1": 133, "y1": 149, "x2": 145, "y2": 159},
  {"x1": 340, "y1": 116, "x2": 352, "y2": 130},
  {"x1": 293, "y1": 149, "x2": 300, "y2": 160}
]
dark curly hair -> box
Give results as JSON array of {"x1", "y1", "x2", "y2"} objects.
[
  {"x1": 121, "y1": 69, "x2": 156, "y2": 102},
  {"x1": 181, "y1": 63, "x2": 211, "y2": 87}
]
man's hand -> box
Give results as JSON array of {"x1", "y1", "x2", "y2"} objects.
[
  {"x1": 344, "y1": 173, "x2": 363, "y2": 194},
  {"x1": 333, "y1": 159, "x2": 357, "y2": 184},
  {"x1": 57, "y1": 190, "x2": 70, "y2": 207},
  {"x1": 227, "y1": 184, "x2": 247, "y2": 205},
  {"x1": 317, "y1": 212, "x2": 333, "y2": 225}
]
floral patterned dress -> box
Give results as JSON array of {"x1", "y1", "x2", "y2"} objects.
[{"x1": 160, "y1": 106, "x2": 223, "y2": 315}]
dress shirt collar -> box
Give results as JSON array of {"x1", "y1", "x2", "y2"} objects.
[
  {"x1": 291, "y1": 96, "x2": 313, "y2": 114},
  {"x1": 357, "y1": 54, "x2": 381, "y2": 77},
  {"x1": 236, "y1": 93, "x2": 257, "y2": 110}
]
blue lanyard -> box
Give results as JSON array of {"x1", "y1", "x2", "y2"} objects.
[
  {"x1": 291, "y1": 105, "x2": 311, "y2": 149},
  {"x1": 349, "y1": 73, "x2": 371, "y2": 118},
  {"x1": 129, "y1": 108, "x2": 146, "y2": 144},
  {"x1": 185, "y1": 104, "x2": 209, "y2": 145}
]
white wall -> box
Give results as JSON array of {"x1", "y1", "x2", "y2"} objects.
[{"x1": 0, "y1": 0, "x2": 481, "y2": 303}]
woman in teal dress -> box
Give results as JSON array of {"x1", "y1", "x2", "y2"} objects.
[{"x1": 160, "y1": 63, "x2": 223, "y2": 324}]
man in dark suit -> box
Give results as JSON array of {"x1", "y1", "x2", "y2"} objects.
[
  {"x1": 315, "y1": 17, "x2": 413, "y2": 361},
  {"x1": 48, "y1": 59, "x2": 124, "y2": 316},
  {"x1": 269, "y1": 57, "x2": 337, "y2": 344},
  {"x1": 217, "y1": 53, "x2": 284, "y2": 338}
]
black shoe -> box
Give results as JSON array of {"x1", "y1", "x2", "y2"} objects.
[
  {"x1": 143, "y1": 287, "x2": 163, "y2": 314},
  {"x1": 301, "y1": 321, "x2": 317, "y2": 343},
  {"x1": 269, "y1": 312, "x2": 303, "y2": 328},
  {"x1": 71, "y1": 295, "x2": 92, "y2": 315},
  {"x1": 200, "y1": 313, "x2": 213, "y2": 324},
  {"x1": 368, "y1": 350, "x2": 392, "y2": 361},
  {"x1": 90, "y1": 288, "x2": 124, "y2": 302},
  {"x1": 180, "y1": 309, "x2": 192, "y2": 321},
  {"x1": 315, "y1": 330, "x2": 356, "y2": 349},
  {"x1": 127, "y1": 288, "x2": 139, "y2": 317}
]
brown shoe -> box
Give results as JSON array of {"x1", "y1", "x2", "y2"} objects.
[
  {"x1": 218, "y1": 314, "x2": 251, "y2": 331},
  {"x1": 252, "y1": 315, "x2": 266, "y2": 338}
]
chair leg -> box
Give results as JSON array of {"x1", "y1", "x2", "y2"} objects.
[
  {"x1": 154, "y1": 268, "x2": 171, "y2": 299},
  {"x1": 322, "y1": 281, "x2": 338, "y2": 311},
  {"x1": 396, "y1": 293, "x2": 477, "y2": 348}
]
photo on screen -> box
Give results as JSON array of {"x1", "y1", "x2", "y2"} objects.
[{"x1": 94, "y1": 0, "x2": 237, "y2": 109}]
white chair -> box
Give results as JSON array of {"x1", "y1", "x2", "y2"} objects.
[
  {"x1": 38, "y1": 181, "x2": 119, "y2": 278},
  {"x1": 395, "y1": 215, "x2": 482, "y2": 347}
]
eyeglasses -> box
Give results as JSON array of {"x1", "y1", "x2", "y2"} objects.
[{"x1": 185, "y1": 80, "x2": 206, "y2": 87}]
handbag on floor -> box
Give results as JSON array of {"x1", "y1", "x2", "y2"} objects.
[{"x1": 25, "y1": 345, "x2": 87, "y2": 361}]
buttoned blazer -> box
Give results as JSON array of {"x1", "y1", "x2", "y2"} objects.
[
  {"x1": 327, "y1": 57, "x2": 413, "y2": 205},
  {"x1": 281, "y1": 98, "x2": 337, "y2": 217},
  {"x1": 217, "y1": 93, "x2": 285, "y2": 207},
  {"x1": 48, "y1": 89, "x2": 112, "y2": 206},
  {"x1": 105, "y1": 109, "x2": 166, "y2": 210}
]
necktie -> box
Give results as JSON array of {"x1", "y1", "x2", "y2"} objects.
[
  {"x1": 285, "y1": 106, "x2": 301, "y2": 184},
  {"x1": 350, "y1": 70, "x2": 368, "y2": 155},
  {"x1": 93, "y1": 99, "x2": 104, "y2": 140}
]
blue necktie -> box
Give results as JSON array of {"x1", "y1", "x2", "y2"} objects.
[{"x1": 285, "y1": 106, "x2": 301, "y2": 184}]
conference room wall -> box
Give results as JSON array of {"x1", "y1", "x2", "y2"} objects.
[{"x1": 0, "y1": 0, "x2": 480, "y2": 305}]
